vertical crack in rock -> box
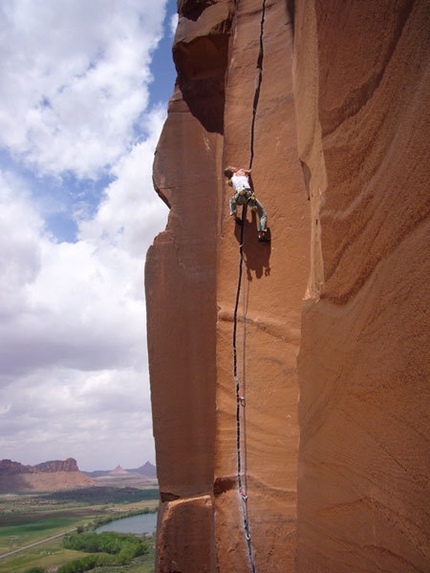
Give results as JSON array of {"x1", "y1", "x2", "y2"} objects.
[
  {"x1": 248, "y1": 0, "x2": 266, "y2": 170},
  {"x1": 146, "y1": 0, "x2": 429, "y2": 571},
  {"x1": 215, "y1": 0, "x2": 309, "y2": 571},
  {"x1": 232, "y1": 2, "x2": 267, "y2": 572}
]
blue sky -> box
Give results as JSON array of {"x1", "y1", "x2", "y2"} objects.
[{"x1": 0, "y1": 0, "x2": 178, "y2": 471}]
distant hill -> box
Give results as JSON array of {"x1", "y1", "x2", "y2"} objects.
[
  {"x1": 0, "y1": 458, "x2": 95, "y2": 493},
  {"x1": 109, "y1": 465, "x2": 129, "y2": 475},
  {"x1": 84, "y1": 461, "x2": 157, "y2": 479},
  {"x1": 127, "y1": 461, "x2": 157, "y2": 478}
]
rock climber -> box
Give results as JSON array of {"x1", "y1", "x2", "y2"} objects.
[{"x1": 224, "y1": 166, "x2": 269, "y2": 242}]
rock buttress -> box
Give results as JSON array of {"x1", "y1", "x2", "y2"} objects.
[
  {"x1": 145, "y1": 2, "x2": 232, "y2": 572},
  {"x1": 293, "y1": 1, "x2": 430, "y2": 572}
]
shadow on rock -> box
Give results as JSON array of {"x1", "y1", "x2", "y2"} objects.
[{"x1": 234, "y1": 211, "x2": 271, "y2": 280}]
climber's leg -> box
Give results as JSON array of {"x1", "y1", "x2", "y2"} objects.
[
  {"x1": 229, "y1": 196, "x2": 237, "y2": 216},
  {"x1": 254, "y1": 199, "x2": 267, "y2": 232}
]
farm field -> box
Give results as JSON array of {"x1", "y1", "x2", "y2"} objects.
[{"x1": 0, "y1": 487, "x2": 158, "y2": 573}]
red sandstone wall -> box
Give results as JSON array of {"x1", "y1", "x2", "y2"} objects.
[
  {"x1": 145, "y1": 0, "x2": 430, "y2": 572},
  {"x1": 294, "y1": 1, "x2": 430, "y2": 571},
  {"x1": 146, "y1": 2, "x2": 231, "y2": 571},
  {"x1": 146, "y1": 1, "x2": 308, "y2": 571},
  {"x1": 215, "y1": 1, "x2": 308, "y2": 572}
]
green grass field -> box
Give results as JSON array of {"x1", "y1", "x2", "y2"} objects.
[
  {"x1": 0, "y1": 537, "x2": 155, "y2": 573},
  {"x1": 0, "y1": 489, "x2": 157, "y2": 573},
  {"x1": 0, "y1": 538, "x2": 89, "y2": 573}
]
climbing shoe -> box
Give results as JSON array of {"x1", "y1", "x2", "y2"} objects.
[{"x1": 258, "y1": 230, "x2": 270, "y2": 242}]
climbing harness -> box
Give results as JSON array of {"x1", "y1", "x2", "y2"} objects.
[
  {"x1": 232, "y1": 189, "x2": 256, "y2": 208},
  {"x1": 231, "y1": 2, "x2": 267, "y2": 572}
]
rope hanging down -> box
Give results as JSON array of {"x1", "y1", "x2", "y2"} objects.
[
  {"x1": 232, "y1": 2, "x2": 266, "y2": 572},
  {"x1": 233, "y1": 204, "x2": 255, "y2": 572}
]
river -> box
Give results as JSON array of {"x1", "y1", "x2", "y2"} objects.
[{"x1": 95, "y1": 512, "x2": 157, "y2": 535}]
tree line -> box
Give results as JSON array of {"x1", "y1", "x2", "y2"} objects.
[{"x1": 24, "y1": 531, "x2": 148, "y2": 573}]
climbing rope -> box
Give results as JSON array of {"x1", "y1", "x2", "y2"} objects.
[
  {"x1": 233, "y1": 206, "x2": 255, "y2": 572},
  {"x1": 231, "y1": 2, "x2": 267, "y2": 572}
]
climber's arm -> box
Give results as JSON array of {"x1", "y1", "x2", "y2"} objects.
[{"x1": 236, "y1": 167, "x2": 251, "y2": 176}]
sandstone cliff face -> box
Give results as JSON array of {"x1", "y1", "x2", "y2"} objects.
[
  {"x1": 145, "y1": 1, "x2": 429, "y2": 572},
  {"x1": 146, "y1": 1, "x2": 307, "y2": 571},
  {"x1": 294, "y1": 1, "x2": 430, "y2": 572}
]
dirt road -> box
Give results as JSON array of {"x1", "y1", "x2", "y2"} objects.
[{"x1": 0, "y1": 528, "x2": 75, "y2": 560}]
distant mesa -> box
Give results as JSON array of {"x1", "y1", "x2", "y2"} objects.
[
  {"x1": 0, "y1": 457, "x2": 79, "y2": 474},
  {"x1": 0, "y1": 459, "x2": 158, "y2": 493},
  {"x1": 0, "y1": 458, "x2": 94, "y2": 493}
]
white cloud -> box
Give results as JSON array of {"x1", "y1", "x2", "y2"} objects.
[
  {"x1": 0, "y1": 0, "x2": 167, "y2": 178},
  {"x1": 0, "y1": 364, "x2": 155, "y2": 468},
  {"x1": 0, "y1": 1, "x2": 172, "y2": 470},
  {"x1": 0, "y1": 137, "x2": 168, "y2": 465},
  {"x1": 0, "y1": 172, "x2": 44, "y2": 319},
  {"x1": 78, "y1": 106, "x2": 168, "y2": 258},
  {"x1": 170, "y1": 13, "x2": 179, "y2": 37},
  {"x1": 0, "y1": 164, "x2": 165, "y2": 468}
]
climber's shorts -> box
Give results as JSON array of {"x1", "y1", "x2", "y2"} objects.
[{"x1": 234, "y1": 188, "x2": 252, "y2": 205}]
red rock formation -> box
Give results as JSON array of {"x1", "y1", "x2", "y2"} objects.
[
  {"x1": 0, "y1": 459, "x2": 34, "y2": 474},
  {"x1": 145, "y1": 0, "x2": 225, "y2": 563},
  {"x1": 145, "y1": 0, "x2": 429, "y2": 572},
  {"x1": 0, "y1": 457, "x2": 79, "y2": 474},
  {"x1": 294, "y1": 1, "x2": 430, "y2": 572},
  {"x1": 35, "y1": 458, "x2": 80, "y2": 473},
  {"x1": 0, "y1": 458, "x2": 94, "y2": 492},
  {"x1": 214, "y1": 1, "x2": 308, "y2": 571},
  {"x1": 146, "y1": 1, "x2": 308, "y2": 571}
]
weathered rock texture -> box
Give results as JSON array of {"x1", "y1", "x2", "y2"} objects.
[
  {"x1": 145, "y1": 0, "x2": 429, "y2": 571},
  {"x1": 294, "y1": 1, "x2": 430, "y2": 572}
]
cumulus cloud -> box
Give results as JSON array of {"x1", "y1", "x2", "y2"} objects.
[
  {"x1": 0, "y1": 138, "x2": 168, "y2": 467},
  {"x1": 0, "y1": 0, "x2": 173, "y2": 470},
  {"x1": 0, "y1": 365, "x2": 154, "y2": 469},
  {"x1": 0, "y1": 172, "x2": 44, "y2": 320},
  {"x1": 78, "y1": 107, "x2": 168, "y2": 258},
  {"x1": 0, "y1": 0, "x2": 166, "y2": 178}
]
